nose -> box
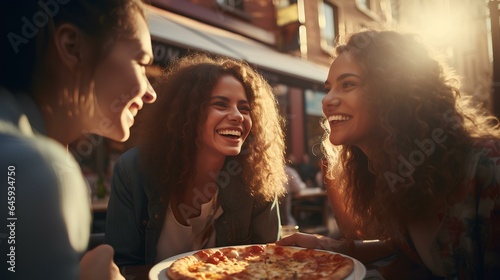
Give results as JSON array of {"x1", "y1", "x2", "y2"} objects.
[
  {"x1": 228, "y1": 107, "x2": 244, "y2": 122},
  {"x1": 322, "y1": 88, "x2": 341, "y2": 107},
  {"x1": 142, "y1": 79, "x2": 157, "y2": 104}
]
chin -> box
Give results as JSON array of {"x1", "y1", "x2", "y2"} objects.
[
  {"x1": 328, "y1": 136, "x2": 343, "y2": 146},
  {"x1": 224, "y1": 148, "x2": 242, "y2": 156},
  {"x1": 107, "y1": 128, "x2": 130, "y2": 143}
]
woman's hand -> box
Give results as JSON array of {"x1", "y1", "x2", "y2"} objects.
[
  {"x1": 276, "y1": 233, "x2": 349, "y2": 253},
  {"x1": 79, "y1": 244, "x2": 125, "y2": 280}
]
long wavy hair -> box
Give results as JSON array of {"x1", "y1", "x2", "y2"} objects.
[
  {"x1": 139, "y1": 53, "x2": 286, "y2": 202},
  {"x1": 321, "y1": 30, "x2": 500, "y2": 240}
]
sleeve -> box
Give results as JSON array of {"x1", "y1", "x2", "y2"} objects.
[
  {"x1": 105, "y1": 149, "x2": 147, "y2": 267},
  {"x1": 0, "y1": 136, "x2": 91, "y2": 280},
  {"x1": 250, "y1": 196, "x2": 281, "y2": 244},
  {"x1": 285, "y1": 166, "x2": 306, "y2": 193},
  {"x1": 477, "y1": 149, "x2": 500, "y2": 278}
]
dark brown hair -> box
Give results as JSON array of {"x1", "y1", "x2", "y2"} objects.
[{"x1": 0, "y1": 0, "x2": 145, "y2": 93}]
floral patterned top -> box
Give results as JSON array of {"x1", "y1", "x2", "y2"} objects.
[{"x1": 402, "y1": 139, "x2": 500, "y2": 279}]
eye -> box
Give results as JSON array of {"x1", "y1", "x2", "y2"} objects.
[
  {"x1": 342, "y1": 81, "x2": 356, "y2": 89},
  {"x1": 239, "y1": 105, "x2": 251, "y2": 114},
  {"x1": 324, "y1": 86, "x2": 331, "y2": 94},
  {"x1": 212, "y1": 101, "x2": 227, "y2": 108}
]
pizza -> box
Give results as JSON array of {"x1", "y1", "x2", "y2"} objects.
[{"x1": 166, "y1": 244, "x2": 355, "y2": 279}]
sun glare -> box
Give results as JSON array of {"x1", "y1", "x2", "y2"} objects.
[{"x1": 399, "y1": 0, "x2": 467, "y2": 49}]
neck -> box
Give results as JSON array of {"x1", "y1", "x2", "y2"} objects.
[
  {"x1": 35, "y1": 87, "x2": 83, "y2": 146},
  {"x1": 193, "y1": 154, "x2": 225, "y2": 190},
  {"x1": 34, "y1": 52, "x2": 87, "y2": 146},
  {"x1": 173, "y1": 154, "x2": 224, "y2": 222}
]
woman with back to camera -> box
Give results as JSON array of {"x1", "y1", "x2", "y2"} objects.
[
  {"x1": 277, "y1": 30, "x2": 500, "y2": 279},
  {"x1": 105, "y1": 53, "x2": 287, "y2": 266},
  {"x1": 0, "y1": 0, "x2": 156, "y2": 279}
]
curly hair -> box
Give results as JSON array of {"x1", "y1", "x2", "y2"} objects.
[
  {"x1": 139, "y1": 53, "x2": 286, "y2": 202},
  {"x1": 321, "y1": 30, "x2": 500, "y2": 240}
]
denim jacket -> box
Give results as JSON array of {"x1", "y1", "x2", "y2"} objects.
[{"x1": 105, "y1": 147, "x2": 281, "y2": 266}]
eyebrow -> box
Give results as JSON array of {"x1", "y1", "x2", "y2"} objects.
[
  {"x1": 210, "y1": 96, "x2": 249, "y2": 104},
  {"x1": 324, "y1": 73, "x2": 362, "y2": 86}
]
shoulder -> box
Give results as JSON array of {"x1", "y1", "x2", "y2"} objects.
[
  {"x1": 115, "y1": 147, "x2": 140, "y2": 168},
  {"x1": 1, "y1": 133, "x2": 91, "y2": 252},
  {"x1": 452, "y1": 139, "x2": 500, "y2": 207},
  {"x1": 2, "y1": 132, "x2": 82, "y2": 181},
  {"x1": 110, "y1": 147, "x2": 154, "y2": 200},
  {"x1": 285, "y1": 166, "x2": 301, "y2": 179},
  {"x1": 112, "y1": 147, "x2": 144, "y2": 178},
  {"x1": 467, "y1": 140, "x2": 500, "y2": 179}
]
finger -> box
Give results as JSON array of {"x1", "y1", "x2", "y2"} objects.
[
  {"x1": 276, "y1": 232, "x2": 320, "y2": 249},
  {"x1": 111, "y1": 262, "x2": 125, "y2": 280},
  {"x1": 276, "y1": 233, "x2": 300, "y2": 246}
]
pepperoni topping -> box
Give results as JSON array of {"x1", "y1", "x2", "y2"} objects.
[
  {"x1": 273, "y1": 246, "x2": 285, "y2": 255},
  {"x1": 207, "y1": 256, "x2": 221, "y2": 265},
  {"x1": 249, "y1": 245, "x2": 265, "y2": 254},
  {"x1": 195, "y1": 250, "x2": 210, "y2": 259},
  {"x1": 292, "y1": 251, "x2": 308, "y2": 261},
  {"x1": 240, "y1": 245, "x2": 265, "y2": 257}
]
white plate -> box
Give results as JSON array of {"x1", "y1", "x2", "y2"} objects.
[{"x1": 149, "y1": 245, "x2": 366, "y2": 280}]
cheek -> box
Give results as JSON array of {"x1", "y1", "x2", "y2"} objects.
[
  {"x1": 245, "y1": 117, "x2": 253, "y2": 134},
  {"x1": 360, "y1": 111, "x2": 378, "y2": 134},
  {"x1": 96, "y1": 85, "x2": 124, "y2": 117},
  {"x1": 103, "y1": 74, "x2": 144, "y2": 115}
]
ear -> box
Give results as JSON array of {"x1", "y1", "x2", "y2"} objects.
[{"x1": 53, "y1": 23, "x2": 87, "y2": 71}]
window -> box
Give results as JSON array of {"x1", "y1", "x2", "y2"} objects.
[
  {"x1": 319, "y1": 1, "x2": 338, "y2": 51},
  {"x1": 275, "y1": 0, "x2": 298, "y2": 9},
  {"x1": 304, "y1": 89, "x2": 326, "y2": 162},
  {"x1": 216, "y1": 0, "x2": 245, "y2": 11}
]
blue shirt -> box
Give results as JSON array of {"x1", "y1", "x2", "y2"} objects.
[{"x1": 0, "y1": 88, "x2": 91, "y2": 280}]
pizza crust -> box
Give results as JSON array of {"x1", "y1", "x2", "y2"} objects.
[{"x1": 167, "y1": 255, "x2": 203, "y2": 280}]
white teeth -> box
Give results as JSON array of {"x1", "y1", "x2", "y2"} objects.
[
  {"x1": 328, "y1": 115, "x2": 351, "y2": 122},
  {"x1": 218, "y1": 130, "x2": 242, "y2": 137}
]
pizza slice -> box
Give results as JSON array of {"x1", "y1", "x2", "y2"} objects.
[
  {"x1": 265, "y1": 244, "x2": 309, "y2": 279},
  {"x1": 265, "y1": 244, "x2": 355, "y2": 280},
  {"x1": 167, "y1": 246, "x2": 268, "y2": 279}
]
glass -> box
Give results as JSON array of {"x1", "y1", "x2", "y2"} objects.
[{"x1": 281, "y1": 225, "x2": 299, "y2": 238}]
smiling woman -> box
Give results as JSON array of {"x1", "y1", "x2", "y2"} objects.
[
  {"x1": 0, "y1": 0, "x2": 156, "y2": 279},
  {"x1": 199, "y1": 75, "x2": 252, "y2": 158},
  {"x1": 277, "y1": 30, "x2": 500, "y2": 279},
  {"x1": 105, "y1": 53, "x2": 287, "y2": 267}
]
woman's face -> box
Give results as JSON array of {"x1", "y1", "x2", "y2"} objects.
[
  {"x1": 91, "y1": 10, "x2": 156, "y2": 142},
  {"x1": 322, "y1": 52, "x2": 377, "y2": 152},
  {"x1": 198, "y1": 75, "x2": 252, "y2": 158}
]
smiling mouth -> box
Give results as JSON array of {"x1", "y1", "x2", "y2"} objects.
[
  {"x1": 328, "y1": 115, "x2": 351, "y2": 123},
  {"x1": 217, "y1": 129, "x2": 242, "y2": 139}
]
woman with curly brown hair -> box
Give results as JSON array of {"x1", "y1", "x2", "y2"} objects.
[
  {"x1": 278, "y1": 30, "x2": 500, "y2": 279},
  {"x1": 105, "y1": 53, "x2": 287, "y2": 266}
]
